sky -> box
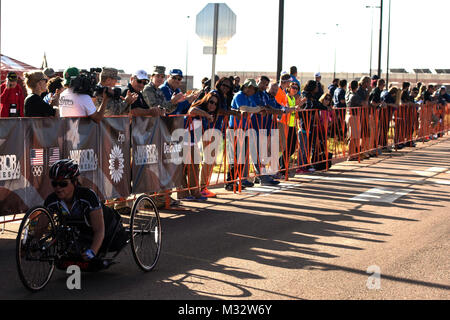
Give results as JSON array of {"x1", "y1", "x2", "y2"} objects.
[{"x1": 1, "y1": 0, "x2": 449, "y2": 87}]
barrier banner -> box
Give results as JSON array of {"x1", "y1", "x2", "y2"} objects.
[
  {"x1": 24, "y1": 117, "x2": 65, "y2": 208},
  {"x1": 131, "y1": 116, "x2": 162, "y2": 193},
  {"x1": 64, "y1": 118, "x2": 103, "y2": 198},
  {"x1": 159, "y1": 116, "x2": 184, "y2": 189},
  {"x1": 131, "y1": 116, "x2": 184, "y2": 194},
  {"x1": 0, "y1": 119, "x2": 27, "y2": 215},
  {"x1": 98, "y1": 117, "x2": 131, "y2": 199}
]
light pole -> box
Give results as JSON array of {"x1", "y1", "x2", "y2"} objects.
[
  {"x1": 276, "y1": 0, "x2": 285, "y2": 82},
  {"x1": 185, "y1": 15, "x2": 190, "y2": 85},
  {"x1": 386, "y1": 0, "x2": 392, "y2": 87},
  {"x1": 333, "y1": 24, "x2": 339, "y2": 79},
  {"x1": 315, "y1": 32, "x2": 327, "y2": 72},
  {"x1": 366, "y1": 5, "x2": 381, "y2": 77},
  {"x1": 377, "y1": 0, "x2": 384, "y2": 78}
]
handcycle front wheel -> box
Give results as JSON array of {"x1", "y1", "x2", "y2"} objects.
[
  {"x1": 130, "y1": 195, "x2": 162, "y2": 272},
  {"x1": 16, "y1": 206, "x2": 56, "y2": 292}
]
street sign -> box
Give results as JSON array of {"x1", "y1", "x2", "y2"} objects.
[
  {"x1": 196, "y1": 3, "x2": 236, "y2": 89},
  {"x1": 196, "y1": 3, "x2": 236, "y2": 49}
]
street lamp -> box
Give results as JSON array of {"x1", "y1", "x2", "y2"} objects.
[
  {"x1": 333, "y1": 24, "x2": 339, "y2": 79},
  {"x1": 386, "y1": 0, "x2": 392, "y2": 87},
  {"x1": 185, "y1": 15, "x2": 190, "y2": 80},
  {"x1": 315, "y1": 32, "x2": 327, "y2": 72},
  {"x1": 366, "y1": 5, "x2": 381, "y2": 77},
  {"x1": 377, "y1": 0, "x2": 384, "y2": 78}
]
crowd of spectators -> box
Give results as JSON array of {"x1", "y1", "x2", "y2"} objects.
[{"x1": 1, "y1": 66, "x2": 449, "y2": 207}]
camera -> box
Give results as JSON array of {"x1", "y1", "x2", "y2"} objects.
[
  {"x1": 69, "y1": 68, "x2": 100, "y2": 97},
  {"x1": 94, "y1": 85, "x2": 122, "y2": 100}
]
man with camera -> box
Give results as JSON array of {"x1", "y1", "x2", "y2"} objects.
[
  {"x1": 59, "y1": 67, "x2": 108, "y2": 123},
  {"x1": 94, "y1": 67, "x2": 138, "y2": 117}
]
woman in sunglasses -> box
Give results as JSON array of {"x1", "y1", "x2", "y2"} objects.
[
  {"x1": 23, "y1": 71, "x2": 57, "y2": 117},
  {"x1": 44, "y1": 159, "x2": 126, "y2": 261},
  {"x1": 178, "y1": 92, "x2": 220, "y2": 201}
]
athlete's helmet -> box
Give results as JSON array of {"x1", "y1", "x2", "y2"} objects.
[{"x1": 49, "y1": 159, "x2": 80, "y2": 180}]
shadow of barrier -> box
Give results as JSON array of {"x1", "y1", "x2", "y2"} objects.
[{"x1": 0, "y1": 103, "x2": 448, "y2": 224}]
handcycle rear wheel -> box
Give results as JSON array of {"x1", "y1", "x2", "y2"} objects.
[
  {"x1": 16, "y1": 206, "x2": 56, "y2": 292},
  {"x1": 130, "y1": 195, "x2": 162, "y2": 272}
]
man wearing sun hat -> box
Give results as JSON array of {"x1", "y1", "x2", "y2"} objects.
[{"x1": 0, "y1": 71, "x2": 25, "y2": 117}]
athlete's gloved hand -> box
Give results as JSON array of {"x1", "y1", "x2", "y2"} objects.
[{"x1": 83, "y1": 249, "x2": 96, "y2": 261}]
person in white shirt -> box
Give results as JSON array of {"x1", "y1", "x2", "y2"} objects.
[{"x1": 59, "y1": 67, "x2": 109, "y2": 123}]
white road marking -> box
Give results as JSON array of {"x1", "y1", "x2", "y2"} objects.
[
  {"x1": 350, "y1": 188, "x2": 413, "y2": 203},
  {"x1": 242, "y1": 183, "x2": 302, "y2": 194},
  {"x1": 413, "y1": 167, "x2": 448, "y2": 177}
]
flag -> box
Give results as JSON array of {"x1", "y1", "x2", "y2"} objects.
[
  {"x1": 30, "y1": 149, "x2": 44, "y2": 166},
  {"x1": 41, "y1": 52, "x2": 48, "y2": 70},
  {"x1": 48, "y1": 147, "x2": 60, "y2": 166}
]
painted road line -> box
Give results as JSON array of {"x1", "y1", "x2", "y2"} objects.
[
  {"x1": 413, "y1": 167, "x2": 448, "y2": 177},
  {"x1": 428, "y1": 179, "x2": 450, "y2": 185},
  {"x1": 350, "y1": 188, "x2": 413, "y2": 203},
  {"x1": 296, "y1": 175, "x2": 411, "y2": 184},
  {"x1": 242, "y1": 183, "x2": 302, "y2": 194}
]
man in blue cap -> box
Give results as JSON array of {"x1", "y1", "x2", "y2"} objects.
[{"x1": 159, "y1": 69, "x2": 198, "y2": 114}]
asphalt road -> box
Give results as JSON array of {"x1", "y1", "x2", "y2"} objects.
[{"x1": 1, "y1": 136, "x2": 449, "y2": 300}]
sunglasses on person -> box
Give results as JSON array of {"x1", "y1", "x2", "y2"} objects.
[
  {"x1": 221, "y1": 83, "x2": 232, "y2": 89},
  {"x1": 136, "y1": 79, "x2": 149, "y2": 85},
  {"x1": 208, "y1": 100, "x2": 218, "y2": 106},
  {"x1": 172, "y1": 76, "x2": 183, "y2": 81},
  {"x1": 51, "y1": 180, "x2": 69, "y2": 188},
  {"x1": 290, "y1": 86, "x2": 299, "y2": 90}
]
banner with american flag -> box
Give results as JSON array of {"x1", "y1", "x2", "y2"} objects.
[
  {"x1": 48, "y1": 147, "x2": 60, "y2": 166},
  {"x1": 30, "y1": 149, "x2": 44, "y2": 166}
]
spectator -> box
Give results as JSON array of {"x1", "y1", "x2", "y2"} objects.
[
  {"x1": 160, "y1": 69, "x2": 198, "y2": 115},
  {"x1": 41, "y1": 68, "x2": 57, "y2": 99},
  {"x1": 121, "y1": 70, "x2": 164, "y2": 117},
  {"x1": 355, "y1": 76, "x2": 375, "y2": 157},
  {"x1": 233, "y1": 76, "x2": 241, "y2": 93},
  {"x1": 199, "y1": 76, "x2": 237, "y2": 198},
  {"x1": 180, "y1": 91, "x2": 220, "y2": 201},
  {"x1": 142, "y1": 65, "x2": 184, "y2": 115},
  {"x1": 400, "y1": 82, "x2": 411, "y2": 104},
  {"x1": 328, "y1": 78, "x2": 339, "y2": 98},
  {"x1": 302, "y1": 80, "x2": 328, "y2": 170},
  {"x1": 43, "y1": 76, "x2": 64, "y2": 107},
  {"x1": 333, "y1": 79, "x2": 347, "y2": 109},
  {"x1": 332, "y1": 79, "x2": 348, "y2": 141},
  {"x1": 370, "y1": 79, "x2": 390, "y2": 153},
  {"x1": 290, "y1": 66, "x2": 301, "y2": 89},
  {"x1": 345, "y1": 80, "x2": 365, "y2": 160},
  {"x1": 381, "y1": 87, "x2": 403, "y2": 148},
  {"x1": 226, "y1": 78, "x2": 259, "y2": 190},
  {"x1": 371, "y1": 75, "x2": 380, "y2": 89},
  {"x1": 250, "y1": 76, "x2": 281, "y2": 186},
  {"x1": 59, "y1": 67, "x2": 108, "y2": 123},
  {"x1": 23, "y1": 71, "x2": 56, "y2": 117},
  {"x1": 96, "y1": 67, "x2": 137, "y2": 116},
  {"x1": 423, "y1": 84, "x2": 435, "y2": 103},
  {"x1": 437, "y1": 86, "x2": 450, "y2": 104},
  {"x1": 1, "y1": 71, "x2": 24, "y2": 117},
  {"x1": 313, "y1": 72, "x2": 324, "y2": 100}
]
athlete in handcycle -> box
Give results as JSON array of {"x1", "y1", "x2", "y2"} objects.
[{"x1": 16, "y1": 159, "x2": 162, "y2": 291}]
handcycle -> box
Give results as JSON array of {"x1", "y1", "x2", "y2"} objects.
[{"x1": 16, "y1": 194, "x2": 161, "y2": 292}]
